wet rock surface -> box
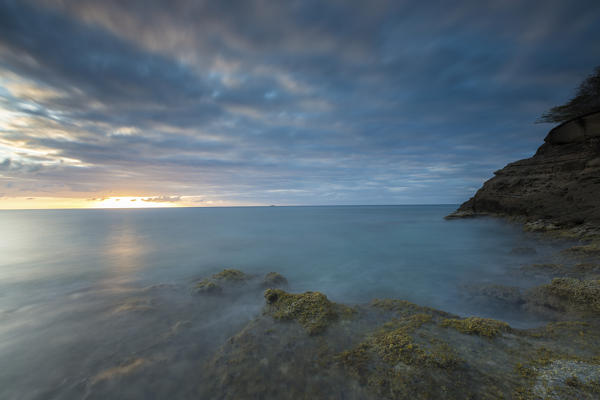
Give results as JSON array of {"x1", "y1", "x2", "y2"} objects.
[
  {"x1": 192, "y1": 248, "x2": 600, "y2": 399},
  {"x1": 48, "y1": 257, "x2": 600, "y2": 400},
  {"x1": 182, "y1": 218, "x2": 600, "y2": 399},
  {"x1": 262, "y1": 272, "x2": 289, "y2": 288},
  {"x1": 194, "y1": 268, "x2": 253, "y2": 294},
  {"x1": 263, "y1": 288, "x2": 354, "y2": 335},
  {"x1": 197, "y1": 283, "x2": 600, "y2": 399}
]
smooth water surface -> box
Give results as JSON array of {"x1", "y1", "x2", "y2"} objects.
[{"x1": 0, "y1": 206, "x2": 570, "y2": 399}]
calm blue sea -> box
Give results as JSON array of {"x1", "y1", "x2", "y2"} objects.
[{"x1": 0, "y1": 206, "x2": 569, "y2": 399}]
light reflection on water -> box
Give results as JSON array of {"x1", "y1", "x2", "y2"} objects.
[
  {"x1": 0, "y1": 206, "x2": 572, "y2": 399},
  {"x1": 101, "y1": 216, "x2": 147, "y2": 285}
]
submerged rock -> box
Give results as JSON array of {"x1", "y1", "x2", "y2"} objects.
[
  {"x1": 462, "y1": 283, "x2": 524, "y2": 305},
  {"x1": 197, "y1": 287, "x2": 600, "y2": 400},
  {"x1": 525, "y1": 278, "x2": 600, "y2": 315},
  {"x1": 561, "y1": 243, "x2": 600, "y2": 257},
  {"x1": 261, "y1": 272, "x2": 288, "y2": 288},
  {"x1": 195, "y1": 279, "x2": 223, "y2": 294},
  {"x1": 511, "y1": 247, "x2": 538, "y2": 255},
  {"x1": 520, "y1": 263, "x2": 563, "y2": 274},
  {"x1": 194, "y1": 268, "x2": 251, "y2": 294},
  {"x1": 212, "y1": 268, "x2": 250, "y2": 282}
]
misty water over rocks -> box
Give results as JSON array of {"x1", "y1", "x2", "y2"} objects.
[{"x1": 0, "y1": 206, "x2": 575, "y2": 399}]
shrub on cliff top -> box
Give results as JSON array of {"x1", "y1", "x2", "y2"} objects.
[{"x1": 538, "y1": 66, "x2": 600, "y2": 123}]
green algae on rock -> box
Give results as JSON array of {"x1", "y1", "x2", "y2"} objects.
[
  {"x1": 441, "y1": 317, "x2": 511, "y2": 338},
  {"x1": 371, "y1": 314, "x2": 460, "y2": 368},
  {"x1": 263, "y1": 289, "x2": 354, "y2": 335},
  {"x1": 562, "y1": 242, "x2": 600, "y2": 257},
  {"x1": 194, "y1": 268, "x2": 251, "y2": 294},
  {"x1": 195, "y1": 279, "x2": 223, "y2": 294},
  {"x1": 513, "y1": 345, "x2": 600, "y2": 400},
  {"x1": 212, "y1": 269, "x2": 249, "y2": 281},
  {"x1": 462, "y1": 283, "x2": 525, "y2": 305},
  {"x1": 198, "y1": 285, "x2": 600, "y2": 400},
  {"x1": 370, "y1": 298, "x2": 452, "y2": 318},
  {"x1": 261, "y1": 272, "x2": 288, "y2": 288},
  {"x1": 526, "y1": 278, "x2": 600, "y2": 314},
  {"x1": 337, "y1": 313, "x2": 468, "y2": 399}
]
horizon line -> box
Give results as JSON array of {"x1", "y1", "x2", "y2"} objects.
[{"x1": 0, "y1": 203, "x2": 460, "y2": 211}]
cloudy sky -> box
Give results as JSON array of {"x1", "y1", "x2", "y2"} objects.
[{"x1": 0, "y1": 0, "x2": 599, "y2": 208}]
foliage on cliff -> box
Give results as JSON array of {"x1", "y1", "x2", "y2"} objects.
[{"x1": 538, "y1": 66, "x2": 600, "y2": 123}]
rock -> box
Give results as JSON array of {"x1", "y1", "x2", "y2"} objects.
[
  {"x1": 573, "y1": 263, "x2": 600, "y2": 274},
  {"x1": 530, "y1": 359, "x2": 600, "y2": 399},
  {"x1": 199, "y1": 289, "x2": 600, "y2": 399},
  {"x1": 520, "y1": 263, "x2": 563, "y2": 278},
  {"x1": 545, "y1": 111, "x2": 600, "y2": 145},
  {"x1": 511, "y1": 247, "x2": 538, "y2": 255},
  {"x1": 194, "y1": 268, "x2": 251, "y2": 294},
  {"x1": 524, "y1": 278, "x2": 600, "y2": 315},
  {"x1": 463, "y1": 283, "x2": 524, "y2": 305},
  {"x1": 447, "y1": 117, "x2": 600, "y2": 234},
  {"x1": 261, "y1": 272, "x2": 288, "y2": 288},
  {"x1": 444, "y1": 209, "x2": 477, "y2": 219},
  {"x1": 195, "y1": 279, "x2": 223, "y2": 294},
  {"x1": 441, "y1": 317, "x2": 511, "y2": 338},
  {"x1": 211, "y1": 268, "x2": 250, "y2": 282},
  {"x1": 524, "y1": 219, "x2": 560, "y2": 232},
  {"x1": 561, "y1": 243, "x2": 600, "y2": 257},
  {"x1": 263, "y1": 289, "x2": 354, "y2": 335}
]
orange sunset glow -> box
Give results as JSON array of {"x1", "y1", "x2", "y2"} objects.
[{"x1": 0, "y1": 196, "x2": 229, "y2": 209}]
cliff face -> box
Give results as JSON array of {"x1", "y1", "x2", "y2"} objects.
[{"x1": 449, "y1": 111, "x2": 600, "y2": 230}]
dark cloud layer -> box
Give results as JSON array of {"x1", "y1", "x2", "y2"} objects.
[{"x1": 0, "y1": 0, "x2": 599, "y2": 205}]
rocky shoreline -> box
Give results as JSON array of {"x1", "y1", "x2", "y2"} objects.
[
  {"x1": 446, "y1": 112, "x2": 600, "y2": 242},
  {"x1": 187, "y1": 119, "x2": 600, "y2": 399},
  {"x1": 192, "y1": 257, "x2": 600, "y2": 399}
]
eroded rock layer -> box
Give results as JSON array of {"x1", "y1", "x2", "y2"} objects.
[{"x1": 449, "y1": 114, "x2": 600, "y2": 231}]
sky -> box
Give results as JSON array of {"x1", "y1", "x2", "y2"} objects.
[{"x1": 0, "y1": 0, "x2": 599, "y2": 209}]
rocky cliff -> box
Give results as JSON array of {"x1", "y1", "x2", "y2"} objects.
[{"x1": 448, "y1": 111, "x2": 600, "y2": 234}]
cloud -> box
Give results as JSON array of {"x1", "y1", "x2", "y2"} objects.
[
  {"x1": 142, "y1": 196, "x2": 181, "y2": 203},
  {"x1": 0, "y1": 0, "x2": 599, "y2": 205}
]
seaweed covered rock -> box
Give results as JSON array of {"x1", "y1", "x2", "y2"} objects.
[
  {"x1": 561, "y1": 242, "x2": 600, "y2": 257},
  {"x1": 339, "y1": 313, "x2": 460, "y2": 371},
  {"x1": 526, "y1": 278, "x2": 600, "y2": 315},
  {"x1": 511, "y1": 247, "x2": 537, "y2": 256},
  {"x1": 263, "y1": 289, "x2": 353, "y2": 335},
  {"x1": 261, "y1": 272, "x2": 288, "y2": 288},
  {"x1": 195, "y1": 279, "x2": 223, "y2": 294},
  {"x1": 212, "y1": 269, "x2": 249, "y2": 282},
  {"x1": 199, "y1": 289, "x2": 600, "y2": 400},
  {"x1": 337, "y1": 314, "x2": 469, "y2": 399},
  {"x1": 531, "y1": 360, "x2": 600, "y2": 399},
  {"x1": 441, "y1": 317, "x2": 511, "y2": 338},
  {"x1": 462, "y1": 283, "x2": 524, "y2": 305},
  {"x1": 369, "y1": 298, "x2": 452, "y2": 318},
  {"x1": 199, "y1": 315, "x2": 375, "y2": 399},
  {"x1": 514, "y1": 345, "x2": 600, "y2": 399},
  {"x1": 194, "y1": 268, "x2": 250, "y2": 294}
]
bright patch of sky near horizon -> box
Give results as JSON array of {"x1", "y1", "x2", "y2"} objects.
[{"x1": 0, "y1": 0, "x2": 599, "y2": 208}]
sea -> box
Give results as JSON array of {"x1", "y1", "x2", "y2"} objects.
[{"x1": 0, "y1": 205, "x2": 571, "y2": 399}]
